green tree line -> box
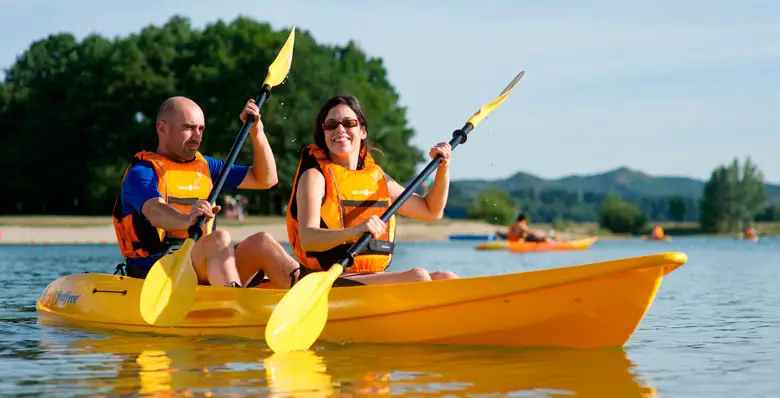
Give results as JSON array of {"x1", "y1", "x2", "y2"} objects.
[
  {"x1": 0, "y1": 16, "x2": 422, "y2": 216},
  {"x1": 465, "y1": 156, "x2": 778, "y2": 234}
]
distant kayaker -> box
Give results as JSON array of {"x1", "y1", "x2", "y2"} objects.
[
  {"x1": 651, "y1": 225, "x2": 665, "y2": 240},
  {"x1": 285, "y1": 95, "x2": 459, "y2": 284},
  {"x1": 112, "y1": 96, "x2": 300, "y2": 289},
  {"x1": 506, "y1": 213, "x2": 556, "y2": 243}
]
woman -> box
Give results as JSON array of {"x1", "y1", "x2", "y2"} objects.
[{"x1": 285, "y1": 95, "x2": 459, "y2": 285}]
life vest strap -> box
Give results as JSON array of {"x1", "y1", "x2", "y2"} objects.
[
  {"x1": 129, "y1": 237, "x2": 186, "y2": 255},
  {"x1": 305, "y1": 240, "x2": 394, "y2": 269},
  {"x1": 340, "y1": 200, "x2": 389, "y2": 207},
  {"x1": 168, "y1": 197, "x2": 199, "y2": 205}
]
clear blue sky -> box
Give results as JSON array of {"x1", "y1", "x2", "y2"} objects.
[{"x1": 2, "y1": 0, "x2": 778, "y2": 183}]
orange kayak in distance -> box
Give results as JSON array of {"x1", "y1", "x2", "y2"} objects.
[
  {"x1": 475, "y1": 236, "x2": 598, "y2": 252},
  {"x1": 641, "y1": 235, "x2": 672, "y2": 241}
]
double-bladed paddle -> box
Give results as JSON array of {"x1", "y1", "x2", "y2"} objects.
[
  {"x1": 139, "y1": 27, "x2": 297, "y2": 327},
  {"x1": 265, "y1": 70, "x2": 526, "y2": 353}
]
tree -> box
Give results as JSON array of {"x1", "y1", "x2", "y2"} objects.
[
  {"x1": 699, "y1": 157, "x2": 767, "y2": 232},
  {"x1": 0, "y1": 16, "x2": 423, "y2": 215},
  {"x1": 599, "y1": 191, "x2": 647, "y2": 234},
  {"x1": 467, "y1": 188, "x2": 517, "y2": 226},
  {"x1": 668, "y1": 195, "x2": 686, "y2": 222}
]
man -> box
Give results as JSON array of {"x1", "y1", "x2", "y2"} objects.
[
  {"x1": 112, "y1": 96, "x2": 300, "y2": 288},
  {"x1": 506, "y1": 213, "x2": 556, "y2": 243}
]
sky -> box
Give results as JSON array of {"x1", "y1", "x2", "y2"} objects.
[{"x1": 2, "y1": 0, "x2": 779, "y2": 183}]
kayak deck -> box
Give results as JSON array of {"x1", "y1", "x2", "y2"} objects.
[{"x1": 37, "y1": 252, "x2": 686, "y2": 349}]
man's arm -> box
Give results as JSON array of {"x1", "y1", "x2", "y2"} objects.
[
  {"x1": 141, "y1": 198, "x2": 191, "y2": 231},
  {"x1": 236, "y1": 98, "x2": 278, "y2": 189},
  {"x1": 122, "y1": 164, "x2": 189, "y2": 231},
  {"x1": 237, "y1": 129, "x2": 278, "y2": 189}
]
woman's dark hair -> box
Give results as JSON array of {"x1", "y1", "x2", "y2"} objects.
[{"x1": 313, "y1": 95, "x2": 381, "y2": 169}]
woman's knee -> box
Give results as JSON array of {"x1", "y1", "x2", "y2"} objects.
[
  {"x1": 430, "y1": 270, "x2": 459, "y2": 280},
  {"x1": 404, "y1": 267, "x2": 433, "y2": 282}
]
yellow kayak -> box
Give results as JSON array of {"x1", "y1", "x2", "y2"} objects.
[
  {"x1": 475, "y1": 236, "x2": 598, "y2": 252},
  {"x1": 37, "y1": 251, "x2": 686, "y2": 349}
]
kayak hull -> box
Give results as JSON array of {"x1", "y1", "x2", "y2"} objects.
[
  {"x1": 37, "y1": 252, "x2": 685, "y2": 349},
  {"x1": 448, "y1": 233, "x2": 496, "y2": 241},
  {"x1": 641, "y1": 235, "x2": 672, "y2": 241},
  {"x1": 475, "y1": 236, "x2": 598, "y2": 252}
]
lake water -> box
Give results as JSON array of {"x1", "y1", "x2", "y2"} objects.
[{"x1": 1, "y1": 237, "x2": 779, "y2": 397}]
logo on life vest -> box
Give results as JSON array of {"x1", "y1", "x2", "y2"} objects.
[{"x1": 351, "y1": 189, "x2": 372, "y2": 196}]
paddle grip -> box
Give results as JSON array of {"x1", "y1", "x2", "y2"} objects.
[
  {"x1": 188, "y1": 85, "x2": 272, "y2": 240},
  {"x1": 340, "y1": 123, "x2": 475, "y2": 268}
]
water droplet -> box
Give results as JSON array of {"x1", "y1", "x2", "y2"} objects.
[
  {"x1": 291, "y1": 138, "x2": 297, "y2": 143},
  {"x1": 280, "y1": 102, "x2": 285, "y2": 106}
]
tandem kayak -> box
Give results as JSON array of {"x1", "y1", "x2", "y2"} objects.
[
  {"x1": 475, "y1": 236, "x2": 598, "y2": 252},
  {"x1": 36, "y1": 252, "x2": 685, "y2": 349}
]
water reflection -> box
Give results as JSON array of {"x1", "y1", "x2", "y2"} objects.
[
  {"x1": 34, "y1": 328, "x2": 658, "y2": 397},
  {"x1": 325, "y1": 344, "x2": 658, "y2": 397},
  {"x1": 264, "y1": 351, "x2": 334, "y2": 397}
]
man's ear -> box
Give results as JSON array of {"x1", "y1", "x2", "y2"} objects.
[{"x1": 156, "y1": 120, "x2": 166, "y2": 136}]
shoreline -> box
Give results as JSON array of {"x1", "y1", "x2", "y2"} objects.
[
  {"x1": 0, "y1": 215, "x2": 600, "y2": 244},
  {"x1": 0, "y1": 215, "x2": 774, "y2": 244}
]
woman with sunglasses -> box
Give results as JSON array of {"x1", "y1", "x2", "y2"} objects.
[{"x1": 285, "y1": 95, "x2": 459, "y2": 285}]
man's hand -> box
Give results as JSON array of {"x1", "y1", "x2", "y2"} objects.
[
  {"x1": 188, "y1": 199, "x2": 221, "y2": 226},
  {"x1": 239, "y1": 98, "x2": 264, "y2": 133}
]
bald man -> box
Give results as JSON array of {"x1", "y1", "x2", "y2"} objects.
[{"x1": 112, "y1": 96, "x2": 300, "y2": 289}]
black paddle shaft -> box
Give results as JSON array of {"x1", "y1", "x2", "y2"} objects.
[
  {"x1": 187, "y1": 85, "x2": 272, "y2": 240},
  {"x1": 338, "y1": 123, "x2": 476, "y2": 268}
]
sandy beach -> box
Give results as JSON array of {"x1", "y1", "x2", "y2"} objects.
[{"x1": 0, "y1": 216, "x2": 595, "y2": 244}]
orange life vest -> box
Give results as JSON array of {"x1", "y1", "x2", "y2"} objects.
[
  {"x1": 507, "y1": 221, "x2": 526, "y2": 241},
  {"x1": 286, "y1": 144, "x2": 396, "y2": 273},
  {"x1": 112, "y1": 151, "x2": 214, "y2": 259},
  {"x1": 745, "y1": 227, "x2": 756, "y2": 238},
  {"x1": 652, "y1": 225, "x2": 665, "y2": 239}
]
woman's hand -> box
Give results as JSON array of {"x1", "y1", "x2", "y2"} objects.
[
  {"x1": 429, "y1": 142, "x2": 452, "y2": 169},
  {"x1": 354, "y1": 215, "x2": 387, "y2": 239}
]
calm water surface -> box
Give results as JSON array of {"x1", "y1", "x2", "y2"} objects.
[{"x1": 1, "y1": 237, "x2": 779, "y2": 397}]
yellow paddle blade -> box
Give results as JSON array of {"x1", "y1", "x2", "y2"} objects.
[
  {"x1": 466, "y1": 71, "x2": 525, "y2": 129},
  {"x1": 262, "y1": 26, "x2": 296, "y2": 88},
  {"x1": 265, "y1": 264, "x2": 344, "y2": 353},
  {"x1": 264, "y1": 350, "x2": 333, "y2": 396},
  {"x1": 139, "y1": 239, "x2": 198, "y2": 327}
]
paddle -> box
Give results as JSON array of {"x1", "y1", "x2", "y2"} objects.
[
  {"x1": 265, "y1": 70, "x2": 526, "y2": 353},
  {"x1": 138, "y1": 27, "x2": 297, "y2": 327}
]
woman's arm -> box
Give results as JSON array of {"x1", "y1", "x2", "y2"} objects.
[
  {"x1": 388, "y1": 142, "x2": 451, "y2": 222},
  {"x1": 296, "y1": 169, "x2": 386, "y2": 252}
]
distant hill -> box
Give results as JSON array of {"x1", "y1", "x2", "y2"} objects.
[
  {"x1": 452, "y1": 166, "x2": 780, "y2": 199},
  {"x1": 444, "y1": 166, "x2": 780, "y2": 220}
]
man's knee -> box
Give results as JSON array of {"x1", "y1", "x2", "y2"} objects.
[
  {"x1": 245, "y1": 231, "x2": 274, "y2": 247},
  {"x1": 202, "y1": 229, "x2": 233, "y2": 249}
]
